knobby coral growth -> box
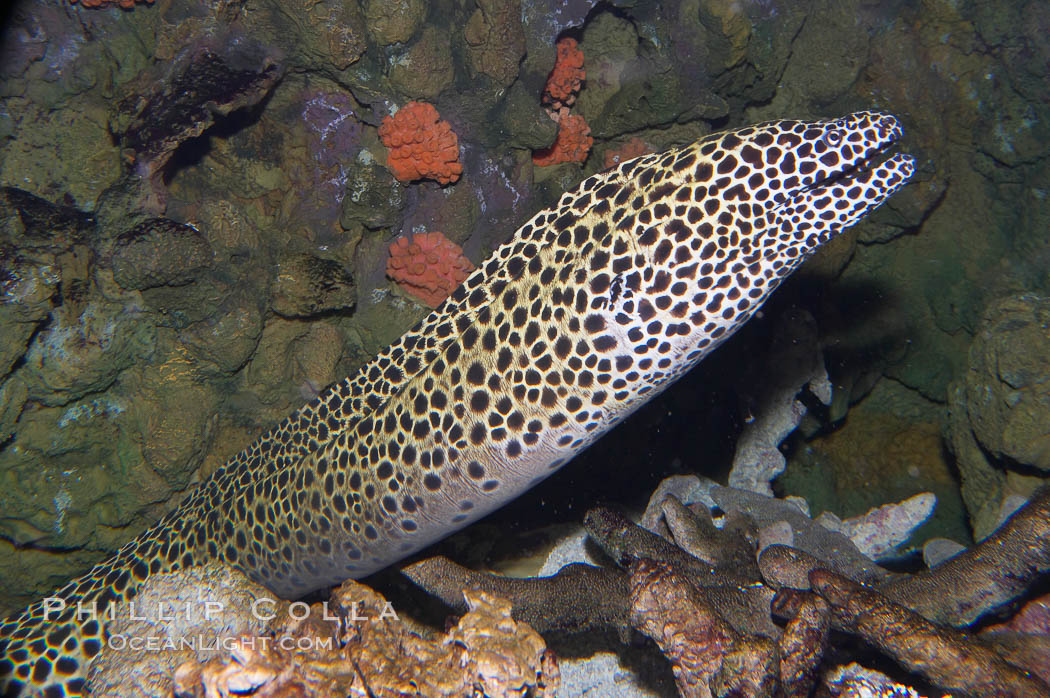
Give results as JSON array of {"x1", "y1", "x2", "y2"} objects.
[
  {"x1": 542, "y1": 37, "x2": 585, "y2": 112},
  {"x1": 532, "y1": 113, "x2": 593, "y2": 167},
  {"x1": 378, "y1": 102, "x2": 463, "y2": 185},
  {"x1": 168, "y1": 576, "x2": 558, "y2": 697},
  {"x1": 386, "y1": 232, "x2": 475, "y2": 308},
  {"x1": 533, "y1": 36, "x2": 592, "y2": 167}
]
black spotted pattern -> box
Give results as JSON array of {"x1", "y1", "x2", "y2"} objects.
[{"x1": 0, "y1": 111, "x2": 915, "y2": 698}]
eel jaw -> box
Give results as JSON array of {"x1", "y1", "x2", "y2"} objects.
[{"x1": 776, "y1": 126, "x2": 916, "y2": 246}]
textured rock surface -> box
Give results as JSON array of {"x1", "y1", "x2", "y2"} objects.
[
  {"x1": 111, "y1": 219, "x2": 213, "y2": 291},
  {"x1": 150, "y1": 569, "x2": 560, "y2": 697},
  {"x1": 463, "y1": 0, "x2": 527, "y2": 88},
  {"x1": 271, "y1": 252, "x2": 356, "y2": 318},
  {"x1": 362, "y1": 0, "x2": 428, "y2": 46},
  {"x1": 949, "y1": 294, "x2": 1050, "y2": 537},
  {"x1": 388, "y1": 26, "x2": 456, "y2": 100},
  {"x1": 962, "y1": 295, "x2": 1050, "y2": 472}
]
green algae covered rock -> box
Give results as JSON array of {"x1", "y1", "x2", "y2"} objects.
[
  {"x1": 363, "y1": 0, "x2": 428, "y2": 46},
  {"x1": 962, "y1": 295, "x2": 1050, "y2": 471},
  {"x1": 21, "y1": 300, "x2": 158, "y2": 407},
  {"x1": 339, "y1": 156, "x2": 406, "y2": 231},
  {"x1": 271, "y1": 251, "x2": 357, "y2": 318},
  {"x1": 389, "y1": 26, "x2": 456, "y2": 100},
  {"x1": 463, "y1": 0, "x2": 527, "y2": 88}
]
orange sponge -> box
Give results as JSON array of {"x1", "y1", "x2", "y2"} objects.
[
  {"x1": 71, "y1": 0, "x2": 154, "y2": 7},
  {"x1": 532, "y1": 113, "x2": 593, "y2": 167},
  {"x1": 603, "y1": 137, "x2": 651, "y2": 169},
  {"x1": 378, "y1": 102, "x2": 463, "y2": 186},
  {"x1": 542, "y1": 38, "x2": 585, "y2": 111},
  {"x1": 386, "y1": 232, "x2": 475, "y2": 308}
]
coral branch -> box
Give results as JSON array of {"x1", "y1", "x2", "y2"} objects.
[
  {"x1": 880, "y1": 485, "x2": 1050, "y2": 627},
  {"x1": 811, "y1": 568, "x2": 1048, "y2": 696},
  {"x1": 401, "y1": 555, "x2": 630, "y2": 640}
]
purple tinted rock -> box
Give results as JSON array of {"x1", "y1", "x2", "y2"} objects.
[
  {"x1": 302, "y1": 91, "x2": 363, "y2": 163},
  {"x1": 292, "y1": 90, "x2": 365, "y2": 230}
]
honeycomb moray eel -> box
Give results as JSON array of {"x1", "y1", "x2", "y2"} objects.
[{"x1": 1, "y1": 111, "x2": 914, "y2": 696}]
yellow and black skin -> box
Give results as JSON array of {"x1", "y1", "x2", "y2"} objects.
[{"x1": 1, "y1": 111, "x2": 914, "y2": 696}]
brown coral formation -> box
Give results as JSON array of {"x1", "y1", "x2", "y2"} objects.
[
  {"x1": 808, "y1": 568, "x2": 1047, "y2": 696},
  {"x1": 378, "y1": 102, "x2": 463, "y2": 185},
  {"x1": 110, "y1": 218, "x2": 213, "y2": 291},
  {"x1": 463, "y1": 0, "x2": 526, "y2": 88},
  {"x1": 173, "y1": 577, "x2": 558, "y2": 697},
  {"x1": 114, "y1": 46, "x2": 283, "y2": 188},
  {"x1": 949, "y1": 294, "x2": 1050, "y2": 538},
  {"x1": 87, "y1": 563, "x2": 284, "y2": 696},
  {"x1": 629, "y1": 558, "x2": 778, "y2": 698}
]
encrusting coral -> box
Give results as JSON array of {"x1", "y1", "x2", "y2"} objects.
[
  {"x1": 163, "y1": 575, "x2": 558, "y2": 697},
  {"x1": 386, "y1": 232, "x2": 475, "y2": 308},
  {"x1": 378, "y1": 102, "x2": 463, "y2": 185},
  {"x1": 532, "y1": 112, "x2": 593, "y2": 167},
  {"x1": 603, "y1": 137, "x2": 651, "y2": 169},
  {"x1": 542, "y1": 37, "x2": 585, "y2": 112}
]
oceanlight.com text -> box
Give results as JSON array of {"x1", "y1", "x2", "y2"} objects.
[{"x1": 106, "y1": 634, "x2": 335, "y2": 653}]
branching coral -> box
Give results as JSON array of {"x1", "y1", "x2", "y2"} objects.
[
  {"x1": 406, "y1": 484, "x2": 1050, "y2": 696},
  {"x1": 378, "y1": 102, "x2": 463, "y2": 185},
  {"x1": 386, "y1": 232, "x2": 474, "y2": 308}
]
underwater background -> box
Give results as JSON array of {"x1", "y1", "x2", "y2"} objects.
[{"x1": 0, "y1": 1, "x2": 1048, "y2": 692}]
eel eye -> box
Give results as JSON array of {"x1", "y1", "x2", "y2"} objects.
[{"x1": 825, "y1": 129, "x2": 843, "y2": 147}]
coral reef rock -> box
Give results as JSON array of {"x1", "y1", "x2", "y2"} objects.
[
  {"x1": 948, "y1": 294, "x2": 1050, "y2": 538},
  {"x1": 362, "y1": 0, "x2": 428, "y2": 46},
  {"x1": 113, "y1": 45, "x2": 283, "y2": 183},
  {"x1": 463, "y1": 0, "x2": 527, "y2": 88},
  {"x1": 110, "y1": 218, "x2": 214, "y2": 291},
  {"x1": 87, "y1": 563, "x2": 283, "y2": 698},
  {"x1": 271, "y1": 251, "x2": 356, "y2": 318},
  {"x1": 388, "y1": 26, "x2": 456, "y2": 100},
  {"x1": 338, "y1": 158, "x2": 406, "y2": 232}
]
